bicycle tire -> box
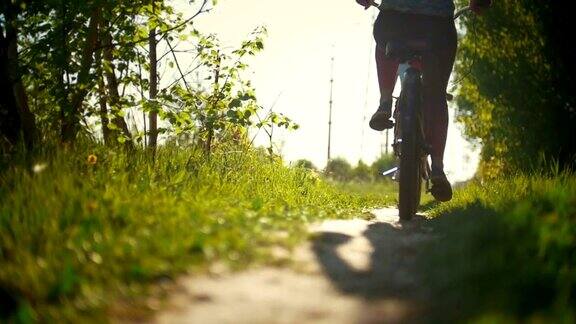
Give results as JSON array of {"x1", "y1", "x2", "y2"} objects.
[{"x1": 397, "y1": 69, "x2": 423, "y2": 220}]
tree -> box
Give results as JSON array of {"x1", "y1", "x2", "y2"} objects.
[
  {"x1": 1, "y1": 0, "x2": 296, "y2": 159},
  {"x1": 7, "y1": 0, "x2": 211, "y2": 147},
  {"x1": 294, "y1": 159, "x2": 316, "y2": 170},
  {"x1": 101, "y1": 29, "x2": 134, "y2": 147},
  {"x1": 353, "y1": 160, "x2": 372, "y2": 182},
  {"x1": 454, "y1": 0, "x2": 576, "y2": 176},
  {"x1": 147, "y1": 0, "x2": 159, "y2": 149},
  {"x1": 325, "y1": 158, "x2": 353, "y2": 182},
  {"x1": 0, "y1": 0, "x2": 37, "y2": 150}
]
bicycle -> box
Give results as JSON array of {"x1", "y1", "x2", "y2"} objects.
[{"x1": 372, "y1": 3, "x2": 470, "y2": 220}]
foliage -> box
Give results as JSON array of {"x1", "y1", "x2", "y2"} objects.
[
  {"x1": 454, "y1": 1, "x2": 576, "y2": 177},
  {"x1": 324, "y1": 158, "x2": 353, "y2": 182},
  {"x1": 323, "y1": 155, "x2": 397, "y2": 183},
  {"x1": 293, "y1": 159, "x2": 317, "y2": 170},
  {"x1": 353, "y1": 160, "x2": 372, "y2": 182},
  {"x1": 14, "y1": 0, "x2": 176, "y2": 142},
  {"x1": 421, "y1": 173, "x2": 576, "y2": 322},
  {"x1": 0, "y1": 143, "x2": 391, "y2": 322},
  {"x1": 161, "y1": 26, "x2": 297, "y2": 152},
  {"x1": 0, "y1": 0, "x2": 296, "y2": 152},
  {"x1": 370, "y1": 154, "x2": 396, "y2": 180}
]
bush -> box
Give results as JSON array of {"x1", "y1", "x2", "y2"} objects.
[
  {"x1": 371, "y1": 154, "x2": 396, "y2": 180},
  {"x1": 353, "y1": 160, "x2": 373, "y2": 182},
  {"x1": 293, "y1": 159, "x2": 316, "y2": 170},
  {"x1": 324, "y1": 158, "x2": 353, "y2": 182}
]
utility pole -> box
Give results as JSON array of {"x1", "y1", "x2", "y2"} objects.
[
  {"x1": 327, "y1": 56, "x2": 335, "y2": 162},
  {"x1": 385, "y1": 129, "x2": 389, "y2": 154},
  {"x1": 361, "y1": 10, "x2": 377, "y2": 159},
  {"x1": 360, "y1": 46, "x2": 372, "y2": 159}
]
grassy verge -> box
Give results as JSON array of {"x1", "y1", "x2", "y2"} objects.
[
  {"x1": 422, "y1": 172, "x2": 576, "y2": 323},
  {"x1": 0, "y1": 144, "x2": 392, "y2": 322}
]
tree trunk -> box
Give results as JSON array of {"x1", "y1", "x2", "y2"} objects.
[
  {"x1": 0, "y1": 6, "x2": 37, "y2": 150},
  {"x1": 102, "y1": 31, "x2": 133, "y2": 148},
  {"x1": 0, "y1": 25, "x2": 21, "y2": 147},
  {"x1": 61, "y1": 6, "x2": 102, "y2": 143},
  {"x1": 147, "y1": 3, "x2": 159, "y2": 149},
  {"x1": 95, "y1": 47, "x2": 110, "y2": 145}
]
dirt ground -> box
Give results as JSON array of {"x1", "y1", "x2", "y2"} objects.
[{"x1": 151, "y1": 208, "x2": 440, "y2": 324}]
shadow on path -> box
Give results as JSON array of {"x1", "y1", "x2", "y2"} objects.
[{"x1": 311, "y1": 211, "x2": 438, "y2": 322}]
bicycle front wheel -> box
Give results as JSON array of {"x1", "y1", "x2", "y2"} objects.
[
  {"x1": 398, "y1": 120, "x2": 422, "y2": 220},
  {"x1": 397, "y1": 71, "x2": 423, "y2": 220}
]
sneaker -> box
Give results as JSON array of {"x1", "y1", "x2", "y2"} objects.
[
  {"x1": 369, "y1": 101, "x2": 394, "y2": 131},
  {"x1": 430, "y1": 168, "x2": 453, "y2": 202}
]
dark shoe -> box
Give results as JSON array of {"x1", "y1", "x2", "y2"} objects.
[
  {"x1": 369, "y1": 101, "x2": 394, "y2": 131},
  {"x1": 430, "y1": 168, "x2": 453, "y2": 202}
]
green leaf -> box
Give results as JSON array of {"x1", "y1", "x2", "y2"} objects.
[{"x1": 228, "y1": 99, "x2": 242, "y2": 108}]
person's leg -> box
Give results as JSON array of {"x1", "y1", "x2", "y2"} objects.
[
  {"x1": 370, "y1": 10, "x2": 402, "y2": 131},
  {"x1": 369, "y1": 45, "x2": 399, "y2": 130},
  {"x1": 419, "y1": 19, "x2": 457, "y2": 202},
  {"x1": 376, "y1": 45, "x2": 399, "y2": 105},
  {"x1": 421, "y1": 24, "x2": 457, "y2": 172}
]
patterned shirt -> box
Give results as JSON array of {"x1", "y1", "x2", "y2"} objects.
[{"x1": 379, "y1": 0, "x2": 455, "y2": 17}]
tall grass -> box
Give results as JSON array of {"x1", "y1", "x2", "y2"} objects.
[
  {"x1": 422, "y1": 172, "x2": 576, "y2": 322},
  {"x1": 0, "y1": 143, "x2": 391, "y2": 322}
]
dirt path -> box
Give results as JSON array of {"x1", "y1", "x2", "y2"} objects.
[{"x1": 151, "y1": 208, "x2": 439, "y2": 324}]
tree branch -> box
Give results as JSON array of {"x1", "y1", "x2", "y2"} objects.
[
  {"x1": 165, "y1": 37, "x2": 192, "y2": 92},
  {"x1": 93, "y1": 0, "x2": 211, "y2": 51}
]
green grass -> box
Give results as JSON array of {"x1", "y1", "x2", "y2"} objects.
[
  {"x1": 329, "y1": 178, "x2": 440, "y2": 211},
  {"x1": 0, "y1": 144, "x2": 392, "y2": 323},
  {"x1": 421, "y1": 172, "x2": 576, "y2": 323},
  {"x1": 8, "y1": 141, "x2": 572, "y2": 323},
  {"x1": 329, "y1": 180, "x2": 397, "y2": 204}
]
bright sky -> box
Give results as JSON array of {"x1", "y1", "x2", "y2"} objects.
[{"x1": 177, "y1": 0, "x2": 480, "y2": 182}]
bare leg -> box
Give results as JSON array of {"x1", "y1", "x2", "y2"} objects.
[
  {"x1": 370, "y1": 45, "x2": 401, "y2": 131},
  {"x1": 375, "y1": 45, "x2": 399, "y2": 105},
  {"x1": 421, "y1": 41, "x2": 457, "y2": 171}
]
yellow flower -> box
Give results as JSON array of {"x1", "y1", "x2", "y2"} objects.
[{"x1": 87, "y1": 154, "x2": 98, "y2": 165}]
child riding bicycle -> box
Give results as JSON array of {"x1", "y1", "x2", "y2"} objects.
[{"x1": 355, "y1": 0, "x2": 491, "y2": 202}]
